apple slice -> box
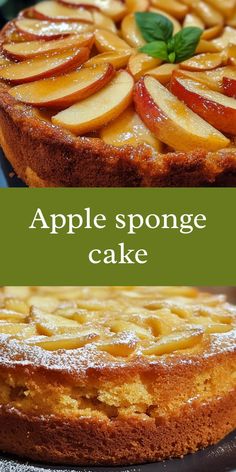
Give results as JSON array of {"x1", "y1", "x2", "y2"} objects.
[
  {"x1": 3, "y1": 34, "x2": 94, "y2": 60},
  {"x1": 121, "y1": 13, "x2": 146, "y2": 48},
  {"x1": 196, "y1": 39, "x2": 221, "y2": 54},
  {"x1": 92, "y1": 11, "x2": 116, "y2": 33},
  {"x1": 211, "y1": 27, "x2": 236, "y2": 51},
  {"x1": 193, "y1": 1, "x2": 224, "y2": 27},
  {"x1": 52, "y1": 70, "x2": 134, "y2": 134},
  {"x1": 148, "y1": 63, "x2": 179, "y2": 83},
  {"x1": 9, "y1": 63, "x2": 114, "y2": 108},
  {"x1": 95, "y1": 29, "x2": 132, "y2": 53},
  {"x1": 150, "y1": 0, "x2": 188, "y2": 19},
  {"x1": 15, "y1": 19, "x2": 93, "y2": 40},
  {"x1": 150, "y1": 8, "x2": 181, "y2": 34},
  {"x1": 202, "y1": 25, "x2": 223, "y2": 41},
  {"x1": 59, "y1": 0, "x2": 127, "y2": 21},
  {"x1": 134, "y1": 76, "x2": 229, "y2": 152},
  {"x1": 180, "y1": 52, "x2": 227, "y2": 71},
  {"x1": 85, "y1": 50, "x2": 132, "y2": 68},
  {"x1": 183, "y1": 13, "x2": 204, "y2": 29},
  {"x1": 0, "y1": 47, "x2": 89, "y2": 84},
  {"x1": 126, "y1": 0, "x2": 149, "y2": 13},
  {"x1": 32, "y1": 1, "x2": 93, "y2": 22},
  {"x1": 170, "y1": 73, "x2": 236, "y2": 135},
  {"x1": 128, "y1": 53, "x2": 161, "y2": 80},
  {"x1": 101, "y1": 106, "x2": 162, "y2": 151},
  {"x1": 223, "y1": 75, "x2": 236, "y2": 98},
  {"x1": 176, "y1": 67, "x2": 236, "y2": 92}
]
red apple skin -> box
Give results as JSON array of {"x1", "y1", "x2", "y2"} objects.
[
  {"x1": 13, "y1": 63, "x2": 115, "y2": 108},
  {"x1": 223, "y1": 76, "x2": 236, "y2": 98},
  {"x1": 170, "y1": 72, "x2": 236, "y2": 135},
  {"x1": 3, "y1": 34, "x2": 94, "y2": 61},
  {"x1": 133, "y1": 77, "x2": 172, "y2": 139},
  {"x1": 1, "y1": 47, "x2": 90, "y2": 84}
]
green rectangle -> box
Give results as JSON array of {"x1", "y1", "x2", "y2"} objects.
[{"x1": 0, "y1": 188, "x2": 235, "y2": 285}]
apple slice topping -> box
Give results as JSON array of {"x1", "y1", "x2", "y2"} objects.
[
  {"x1": 175, "y1": 67, "x2": 236, "y2": 92},
  {"x1": 32, "y1": 1, "x2": 93, "y2": 22},
  {"x1": 15, "y1": 19, "x2": 93, "y2": 40},
  {"x1": 59, "y1": 0, "x2": 127, "y2": 22},
  {"x1": 211, "y1": 27, "x2": 236, "y2": 51},
  {"x1": 94, "y1": 29, "x2": 132, "y2": 53},
  {"x1": 85, "y1": 50, "x2": 132, "y2": 69},
  {"x1": 9, "y1": 63, "x2": 115, "y2": 108},
  {"x1": 128, "y1": 53, "x2": 161, "y2": 80},
  {"x1": 150, "y1": 0, "x2": 188, "y2": 19},
  {"x1": 91, "y1": 11, "x2": 117, "y2": 33},
  {"x1": 52, "y1": 70, "x2": 134, "y2": 134},
  {"x1": 170, "y1": 73, "x2": 236, "y2": 135},
  {"x1": 0, "y1": 47, "x2": 89, "y2": 84},
  {"x1": 101, "y1": 106, "x2": 162, "y2": 151},
  {"x1": 121, "y1": 13, "x2": 146, "y2": 48},
  {"x1": 3, "y1": 34, "x2": 94, "y2": 60},
  {"x1": 147, "y1": 63, "x2": 179, "y2": 84},
  {"x1": 180, "y1": 52, "x2": 226, "y2": 71},
  {"x1": 134, "y1": 75, "x2": 229, "y2": 152}
]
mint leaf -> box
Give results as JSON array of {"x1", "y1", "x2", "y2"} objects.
[
  {"x1": 140, "y1": 41, "x2": 168, "y2": 60},
  {"x1": 169, "y1": 27, "x2": 203, "y2": 63},
  {"x1": 135, "y1": 12, "x2": 173, "y2": 43}
]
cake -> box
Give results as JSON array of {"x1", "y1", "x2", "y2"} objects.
[
  {"x1": 0, "y1": 286, "x2": 235, "y2": 465},
  {"x1": 1, "y1": 1, "x2": 236, "y2": 186}
]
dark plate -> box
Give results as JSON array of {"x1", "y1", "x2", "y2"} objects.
[
  {"x1": 0, "y1": 149, "x2": 26, "y2": 187},
  {"x1": 0, "y1": 431, "x2": 236, "y2": 472}
]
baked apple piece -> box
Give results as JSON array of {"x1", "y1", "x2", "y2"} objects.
[
  {"x1": 192, "y1": 1, "x2": 224, "y2": 27},
  {"x1": 211, "y1": 27, "x2": 236, "y2": 50},
  {"x1": 85, "y1": 50, "x2": 132, "y2": 68},
  {"x1": 0, "y1": 47, "x2": 89, "y2": 84},
  {"x1": 170, "y1": 73, "x2": 236, "y2": 135},
  {"x1": 52, "y1": 70, "x2": 134, "y2": 134},
  {"x1": 176, "y1": 67, "x2": 236, "y2": 92},
  {"x1": 101, "y1": 106, "x2": 162, "y2": 150},
  {"x1": 9, "y1": 63, "x2": 114, "y2": 108},
  {"x1": 147, "y1": 63, "x2": 178, "y2": 84},
  {"x1": 59, "y1": 0, "x2": 127, "y2": 21},
  {"x1": 134, "y1": 75, "x2": 229, "y2": 152},
  {"x1": 121, "y1": 13, "x2": 146, "y2": 48},
  {"x1": 94, "y1": 29, "x2": 132, "y2": 53},
  {"x1": 150, "y1": 0, "x2": 188, "y2": 19},
  {"x1": 128, "y1": 53, "x2": 161, "y2": 80},
  {"x1": 180, "y1": 52, "x2": 227, "y2": 71},
  {"x1": 91, "y1": 11, "x2": 117, "y2": 33},
  {"x1": 3, "y1": 34, "x2": 94, "y2": 60},
  {"x1": 32, "y1": 1, "x2": 93, "y2": 22},
  {"x1": 15, "y1": 18, "x2": 93, "y2": 40}
]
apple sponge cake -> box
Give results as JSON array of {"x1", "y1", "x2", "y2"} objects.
[
  {"x1": 1, "y1": 1, "x2": 236, "y2": 186},
  {"x1": 0, "y1": 286, "x2": 235, "y2": 466}
]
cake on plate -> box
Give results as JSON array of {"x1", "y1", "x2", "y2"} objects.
[
  {"x1": 0, "y1": 286, "x2": 235, "y2": 465},
  {"x1": 1, "y1": 1, "x2": 236, "y2": 186}
]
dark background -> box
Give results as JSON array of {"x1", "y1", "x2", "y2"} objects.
[{"x1": 0, "y1": 0, "x2": 36, "y2": 25}]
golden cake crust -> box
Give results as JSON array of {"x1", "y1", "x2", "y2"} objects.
[
  {"x1": 0, "y1": 287, "x2": 235, "y2": 465},
  {"x1": 0, "y1": 390, "x2": 235, "y2": 466}
]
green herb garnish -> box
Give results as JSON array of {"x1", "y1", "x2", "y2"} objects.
[{"x1": 135, "y1": 12, "x2": 203, "y2": 63}]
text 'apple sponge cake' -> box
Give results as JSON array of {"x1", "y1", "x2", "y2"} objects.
[
  {"x1": 1, "y1": 1, "x2": 236, "y2": 186},
  {"x1": 0, "y1": 286, "x2": 235, "y2": 466}
]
